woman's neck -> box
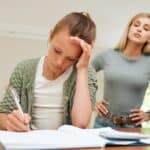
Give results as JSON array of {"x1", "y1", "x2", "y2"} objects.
[
  {"x1": 123, "y1": 41, "x2": 143, "y2": 58},
  {"x1": 43, "y1": 57, "x2": 58, "y2": 80}
]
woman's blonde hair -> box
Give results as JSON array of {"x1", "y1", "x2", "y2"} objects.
[{"x1": 115, "y1": 12, "x2": 150, "y2": 54}]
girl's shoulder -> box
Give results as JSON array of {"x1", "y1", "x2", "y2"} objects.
[{"x1": 96, "y1": 48, "x2": 117, "y2": 57}]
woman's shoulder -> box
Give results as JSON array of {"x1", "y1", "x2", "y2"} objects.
[
  {"x1": 16, "y1": 57, "x2": 40, "y2": 68},
  {"x1": 142, "y1": 54, "x2": 150, "y2": 65},
  {"x1": 95, "y1": 48, "x2": 117, "y2": 57},
  {"x1": 12, "y1": 57, "x2": 41, "y2": 76}
]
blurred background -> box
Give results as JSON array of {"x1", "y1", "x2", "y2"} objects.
[{"x1": 0, "y1": 0, "x2": 149, "y2": 126}]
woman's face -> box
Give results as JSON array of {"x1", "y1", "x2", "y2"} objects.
[
  {"x1": 46, "y1": 29, "x2": 82, "y2": 78},
  {"x1": 128, "y1": 17, "x2": 150, "y2": 45}
]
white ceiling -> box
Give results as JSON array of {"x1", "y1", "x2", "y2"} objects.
[{"x1": 0, "y1": 0, "x2": 149, "y2": 48}]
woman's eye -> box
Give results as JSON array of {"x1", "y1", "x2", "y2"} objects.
[
  {"x1": 144, "y1": 28, "x2": 149, "y2": 31},
  {"x1": 67, "y1": 58, "x2": 76, "y2": 62},
  {"x1": 133, "y1": 22, "x2": 140, "y2": 27},
  {"x1": 67, "y1": 57, "x2": 79, "y2": 62},
  {"x1": 55, "y1": 49, "x2": 61, "y2": 54},
  {"x1": 144, "y1": 25, "x2": 150, "y2": 31},
  {"x1": 132, "y1": 20, "x2": 141, "y2": 27}
]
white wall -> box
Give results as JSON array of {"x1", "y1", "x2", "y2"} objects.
[
  {"x1": 0, "y1": 36, "x2": 47, "y2": 98},
  {"x1": 0, "y1": 0, "x2": 149, "y2": 97}
]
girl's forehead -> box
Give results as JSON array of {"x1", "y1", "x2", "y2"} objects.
[{"x1": 133, "y1": 17, "x2": 150, "y2": 24}]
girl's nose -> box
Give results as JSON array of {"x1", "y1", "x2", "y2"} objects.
[
  {"x1": 136, "y1": 26, "x2": 142, "y2": 32},
  {"x1": 56, "y1": 57, "x2": 64, "y2": 67}
]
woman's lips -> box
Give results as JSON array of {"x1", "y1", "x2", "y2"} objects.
[{"x1": 133, "y1": 32, "x2": 141, "y2": 38}]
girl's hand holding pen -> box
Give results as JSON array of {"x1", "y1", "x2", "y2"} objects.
[
  {"x1": 6, "y1": 110, "x2": 31, "y2": 132},
  {"x1": 6, "y1": 87, "x2": 31, "y2": 131}
]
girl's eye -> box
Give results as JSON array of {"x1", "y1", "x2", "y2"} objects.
[
  {"x1": 133, "y1": 21, "x2": 140, "y2": 27},
  {"x1": 67, "y1": 58, "x2": 76, "y2": 62},
  {"x1": 54, "y1": 49, "x2": 61, "y2": 54},
  {"x1": 67, "y1": 57, "x2": 79, "y2": 62},
  {"x1": 144, "y1": 25, "x2": 150, "y2": 31}
]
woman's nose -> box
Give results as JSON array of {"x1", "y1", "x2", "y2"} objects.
[
  {"x1": 136, "y1": 26, "x2": 142, "y2": 32},
  {"x1": 56, "y1": 57, "x2": 65, "y2": 67}
]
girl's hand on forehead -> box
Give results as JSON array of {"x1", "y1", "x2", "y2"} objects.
[
  {"x1": 70, "y1": 36, "x2": 93, "y2": 70},
  {"x1": 70, "y1": 36, "x2": 92, "y2": 50}
]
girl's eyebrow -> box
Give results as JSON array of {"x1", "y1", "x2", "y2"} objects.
[{"x1": 134, "y1": 19, "x2": 140, "y2": 23}]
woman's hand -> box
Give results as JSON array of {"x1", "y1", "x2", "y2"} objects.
[
  {"x1": 70, "y1": 37, "x2": 93, "y2": 70},
  {"x1": 6, "y1": 110, "x2": 31, "y2": 132},
  {"x1": 70, "y1": 37, "x2": 94, "y2": 128},
  {"x1": 130, "y1": 108, "x2": 149, "y2": 126},
  {"x1": 95, "y1": 99, "x2": 109, "y2": 117}
]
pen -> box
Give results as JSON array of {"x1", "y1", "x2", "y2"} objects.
[{"x1": 10, "y1": 87, "x2": 24, "y2": 116}]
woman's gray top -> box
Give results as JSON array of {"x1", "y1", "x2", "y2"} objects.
[{"x1": 92, "y1": 49, "x2": 150, "y2": 116}]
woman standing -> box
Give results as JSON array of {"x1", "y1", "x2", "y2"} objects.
[{"x1": 92, "y1": 12, "x2": 150, "y2": 128}]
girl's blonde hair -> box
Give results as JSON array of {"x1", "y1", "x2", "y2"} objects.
[{"x1": 115, "y1": 12, "x2": 150, "y2": 54}]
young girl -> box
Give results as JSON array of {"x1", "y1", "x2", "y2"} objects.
[{"x1": 0, "y1": 12, "x2": 97, "y2": 131}]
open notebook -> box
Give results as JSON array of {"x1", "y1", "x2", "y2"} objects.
[{"x1": 1, "y1": 125, "x2": 150, "y2": 149}]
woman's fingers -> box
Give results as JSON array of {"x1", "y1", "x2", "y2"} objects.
[
  {"x1": 6, "y1": 110, "x2": 30, "y2": 131},
  {"x1": 95, "y1": 99, "x2": 109, "y2": 116},
  {"x1": 70, "y1": 36, "x2": 92, "y2": 69},
  {"x1": 130, "y1": 109, "x2": 149, "y2": 125}
]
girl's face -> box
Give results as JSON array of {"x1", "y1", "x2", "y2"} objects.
[
  {"x1": 128, "y1": 17, "x2": 150, "y2": 45},
  {"x1": 46, "y1": 29, "x2": 82, "y2": 78}
]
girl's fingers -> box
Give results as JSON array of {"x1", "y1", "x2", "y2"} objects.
[
  {"x1": 7, "y1": 113, "x2": 28, "y2": 131},
  {"x1": 70, "y1": 36, "x2": 92, "y2": 53},
  {"x1": 95, "y1": 103, "x2": 108, "y2": 115}
]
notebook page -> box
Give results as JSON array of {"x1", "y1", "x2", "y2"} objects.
[
  {"x1": 58, "y1": 125, "x2": 136, "y2": 145},
  {"x1": 58, "y1": 125, "x2": 108, "y2": 146},
  {"x1": 0, "y1": 129, "x2": 104, "y2": 149},
  {"x1": 58, "y1": 128, "x2": 106, "y2": 148}
]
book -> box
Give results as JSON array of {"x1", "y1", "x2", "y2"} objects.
[
  {"x1": 0, "y1": 125, "x2": 150, "y2": 149},
  {"x1": 61, "y1": 126, "x2": 150, "y2": 146},
  {"x1": 0, "y1": 125, "x2": 107, "y2": 150},
  {"x1": 85, "y1": 127, "x2": 150, "y2": 140}
]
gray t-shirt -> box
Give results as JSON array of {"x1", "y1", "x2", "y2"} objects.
[{"x1": 92, "y1": 49, "x2": 150, "y2": 116}]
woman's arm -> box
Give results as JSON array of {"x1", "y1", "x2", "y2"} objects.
[{"x1": 70, "y1": 37, "x2": 94, "y2": 128}]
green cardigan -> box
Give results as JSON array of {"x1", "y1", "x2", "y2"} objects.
[{"x1": 0, "y1": 58, "x2": 97, "y2": 125}]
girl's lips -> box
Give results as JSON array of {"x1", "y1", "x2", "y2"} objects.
[{"x1": 133, "y1": 32, "x2": 141, "y2": 38}]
